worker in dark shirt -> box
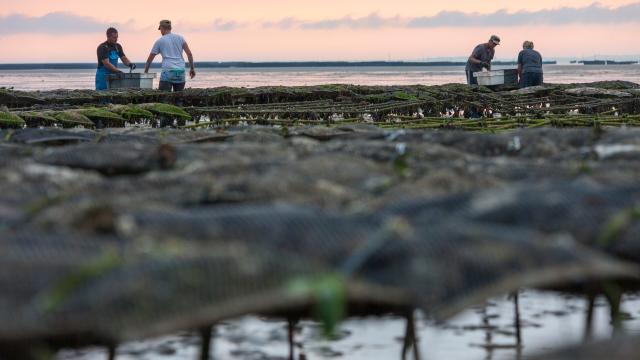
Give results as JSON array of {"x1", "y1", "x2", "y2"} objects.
[
  {"x1": 465, "y1": 35, "x2": 500, "y2": 85},
  {"x1": 517, "y1": 40, "x2": 543, "y2": 88},
  {"x1": 95, "y1": 27, "x2": 136, "y2": 90}
]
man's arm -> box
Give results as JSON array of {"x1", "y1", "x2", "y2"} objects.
[
  {"x1": 468, "y1": 55, "x2": 482, "y2": 65},
  {"x1": 538, "y1": 52, "x2": 543, "y2": 67},
  {"x1": 144, "y1": 53, "x2": 157, "y2": 73},
  {"x1": 117, "y1": 45, "x2": 131, "y2": 67},
  {"x1": 97, "y1": 45, "x2": 121, "y2": 73},
  {"x1": 183, "y1": 42, "x2": 196, "y2": 79},
  {"x1": 101, "y1": 58, "x2": 121, "y2": 73},
  {"x1": 121, "y1": 56, "x2": 137, "y2": 70},
  {"x1": 121, "y1": 56, "x2": 133, "y2": 67},
  {"x1": 517, "y1": 52, "x2": 523, "y2": 79},
  {"x1": 518, "y1": 64, "x2": 523, "y2": 80},
  {"x1": 468, "y1": 45, "x2": 489, "y2": 69},
  {"x1": 468, "y1": 45, "x2": 483, "y2": 65},
  {"x1": 468, "y1": 54, "x2": 489, "y2": 70}
]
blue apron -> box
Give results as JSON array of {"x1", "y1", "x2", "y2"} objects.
[{"x1": 95, "y1": 49, "x2": 119, "y2": 90}]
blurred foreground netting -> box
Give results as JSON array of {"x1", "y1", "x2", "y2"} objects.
[
  {"x1": 529, "y1": 335, "x2": 640, "y2": 360},
  {"x1": 0, "y1": 205, "x2": 636, "y2": 359},
  {"x1": 0, "y1": 84, "x2": 640, "y2": 359}
]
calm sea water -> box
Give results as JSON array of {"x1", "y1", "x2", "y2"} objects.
[{"x1": 1, "y1": 65, "x2": 639, "y2": 91}]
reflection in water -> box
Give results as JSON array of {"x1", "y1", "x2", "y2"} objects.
[
  {"x1": 57, "y1": 290, "x2": 640, "y2": 360},
  {"x1": 471, "y1": 299, "x2": 523, "y2": 360}
]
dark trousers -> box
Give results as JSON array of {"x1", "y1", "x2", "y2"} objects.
[
  {"x1": 466, "y1": 71, "x2": 478, "y2": 85},
  {"x1": 521, "y1": 72, "x2": 543, "y2": 88},
  {"x1": 465, "y1": 71, "x2": 481, "y2": 117},
  {"x1": 159, "y1": 81, "x2": 186, "y2": 92}
]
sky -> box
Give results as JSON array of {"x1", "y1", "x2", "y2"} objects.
[{"x1": 0, "y1": 0, "x2": 639, "y2": 63}]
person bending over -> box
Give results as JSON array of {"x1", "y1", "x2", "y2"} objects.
[
  {"x1": 465, "y1": 35, "x2": 500, "y2": 85},
  {"x1": 518, "y1": 40, "x2": 543, "y2": 88}
]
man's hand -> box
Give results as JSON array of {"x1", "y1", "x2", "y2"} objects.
[
  {"x1": 480, "y1": 61, "x2": 490, "y2": 70},
  {"x1": 144, "y1": 53, "x2": 157, "y2": 74},
  {"x1": 129, "y1": 63, "x2": 137, "y2": 71},
  {"x1": 189, "y1": 68, "x2": 196, "y2": 79}
]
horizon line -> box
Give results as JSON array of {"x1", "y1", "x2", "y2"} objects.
[
  {"x1": 0, "y1": 58, "x2": 640, "y2": 68},
  {"x1": 0, "y1": 60, "x2": 561, "y2": 70},
  {"x1": 2, "y1": 55, "x2": 640, "y2": 65}
]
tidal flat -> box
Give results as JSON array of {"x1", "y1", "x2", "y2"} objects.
[{"x1": 1, "y1": 82, "x2": 639, "y2": 359}]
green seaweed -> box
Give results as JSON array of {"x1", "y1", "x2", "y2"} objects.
[
  {"x1": 3, "y1": 129, "x2": 14, "y2": 141},
  {"x1": 108, "y1": 104, "x2": 155, "y2": 120},
  {"x1": 0, "y1": 88, "x2": 46, "y2": 107},
  {"x1": 393, "y1": 153, "x2": 412, "y2": 178},
  {"x1": 0, "y1": 111, "x2": 26, "y2": 128},
  {"x1": 51, "y1": 110, "x2": 95, "y2": 128},
  {"x1": 314, "y1": 275, "x2": 346, "y2": 338},
  {"x1": 24, "y1": 193, "x2": 68, "y2": 218},
  {"x1": 598, "y1": 207, "x2": 640, "y2": 248},
  {"x1": 362, "y1": 94, "x2": 391, "y2": 103},
  {"x1": 139, "y1": 103, "x2": 191, "y2": 120},
  {"x1": 39, "y1": 250, "x2": 123, "y2": 313},
  {"x1": 287, "y1": 274, "x2": 346, "y2": 338},
  {"x1": 393, "y1": 91, "x2": 418, "y2": 101},
  {"x1": 76, "y1": 107, "x2": 126, "y2": 124},
  {"x1": 17, "y1": 111, "x2": 58, "y2": 127},
  {"x1": 573, "y1": 161, "x2": 593, "y2": 175}
]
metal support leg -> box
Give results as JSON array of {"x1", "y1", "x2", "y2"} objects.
[
  {"x1": 107, "y1": 343, "x2": 117, "y2": 360},
  {"x1": 288, "y1": 318, "x2": 296, "y2": 360},
  {"x1": 584, "y1": 294, "x2": 596, "y2": 340},
  {"x1": 512, "y1": 292, "x2": 522, "y2": 346},
  {"x1": 401, "y1": 311, "x2": 421, "y2": 360},
  {"x1": 605, "y1": 290, "x2": 623, "y2": 334},
  {"x1": 198, "y1": 326, "x2": 213, "y2": 360}
]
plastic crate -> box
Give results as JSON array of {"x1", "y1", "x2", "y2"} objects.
[
  {"x1": 473, "y1": 69, "x2": 519, "y2": 86},
  {"x1": 107, "y1": 73, "x2": 156, "y2": 89}
]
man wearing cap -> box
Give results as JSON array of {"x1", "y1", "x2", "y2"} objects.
[
  {"x1": 465, "y1": 35, "x2": 500, "y2": 85},
  {"x1": 144, "y1": 20, "x2": 196, "y2": 91},
  {"x1": 95, "y1": 27, "x2": 136, "y2": 90}
]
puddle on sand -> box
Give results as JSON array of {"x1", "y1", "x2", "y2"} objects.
[{"x1": 57, "y1": 290, "x2": 640, "y2": 360}]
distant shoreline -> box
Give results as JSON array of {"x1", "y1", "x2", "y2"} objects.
[{"x1": 0, "y1": 60, "x2": 559, "y2": 70}]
